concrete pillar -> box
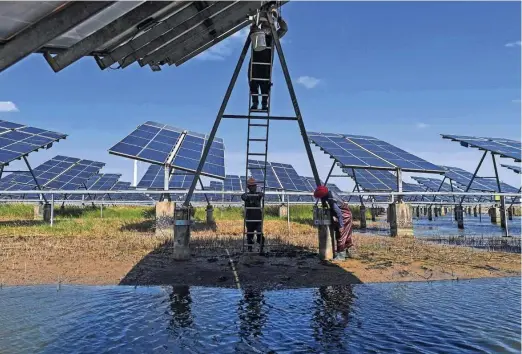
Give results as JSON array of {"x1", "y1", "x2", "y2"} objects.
[
  {"x1": 444, "y1": 207, "x2": 448, "y2": 215},
  {"x1": 423, "y1": 207, "x2": 427, "y2": 216},
  {"x1": 508, "y1": 207, "x2": 513, "y2": 221},
  {"x1": 489, "y1": 207, "x2": 500, "y2": 224},
  {"x1": 388, "y1": 202, "x2": 413, "y2": 237},
  {"x1": 173, "y1": 206, "x2": 192, "y2": 260},
  {"x1": 468, "y1": 207, "x2": 472, "y2": 215},
  {"x1": 434, "y1": 207, "x2": 439, "y2": 218},
  {"x1": 416, "y1": 206, "x2": 420, "y2": 218},
  {"x1": 428, "y1": 207, "x2": 433, "y2": 221},
  {"x1": 316, "y1": 208, "x2": 333, "y2": 260},
  {"x1": 360, "y1": 206, "x2": 367, "y2": 229},
  {"x1": 371, "y1": 207, "x2": 376, "y2": 222},
  {"x1": 440, "y1": 207, "x2": 446, "y2": 216},
  {"x1": 454, "y1": 207, "x2": 458, "y2": 221},
  {"x1": 206, "y1": 205, "x2": 214, "y2": 224},
  {"x1": 279, "y1": 205, "x2": 288, "y2": 218},
  {"x1": 34, "y1": 203, "x2": 51, "y2": 222},
  {"x1": 455, "y1": 205, "x2": 464, "y2": 229},
  {"x1": 155, "y1": 201, "x2": 175, "y2": 237},
  {"x1": 473, "y1": 206, "x2": 478, "y2": 217}
]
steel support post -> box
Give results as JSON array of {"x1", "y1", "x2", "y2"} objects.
[
  {"x1": 491, "y1": 153, "x2": 508, "y2": 234},
  {"x1": 23, "y1": 156, "x2": 47, "y2": 203},
  {"x1": 351, "y1": 168, "x2": 364, "y2": 206},
  {"x1": 267, "y1": 14, "x2": 321, "y2": 186},
  {"x1": 183, "y1": 36, "x2": 251, "y2": 206},
  {"x1": 323, "y1": 160, "x2": 336, "y2": 185},
  {"x1": 460, "y1": 151, "x2": 487, "y2": 204}
]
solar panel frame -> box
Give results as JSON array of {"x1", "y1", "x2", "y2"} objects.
[
  {"x1": 441, "y1": 166, "x2": 519, "y2": 193},
  {"x1": 137, "y1": 164, "x2": 196, "y2": 190},
  {"x1": 501, "y1": 164, "x2": 521, "y2": 174}
]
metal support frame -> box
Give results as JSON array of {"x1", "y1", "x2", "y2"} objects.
[
  {"x1": 0, "y1": 2, "x2": 113, "y2": 72},
  {"x1": 459, "y1": 150, "x2": 488, "y2": 204},
  {"x1": 197, "y1": 177, "x2": 210, "y2": 205},
  {"x1": 396, "y1": 168, "x2": 403, "y2": 202},
  {"x1": 323, "y1": 160, "x2": 336, "y2": 185},
  {"x1": 22, "y1": 156, "x2": 47, "y2": 203},
  {"x1": 351, "y1": 168, "x2": 365, "y2": 206},
  {"x1": 491, "y1": 153, "x2": 509, "y2": 235},
  {"x1": 184, "y1": 15, "x2": 320, "y2": 205},
  {"x1": 0, "y1": 165, "x2": 3, "y2": 180}
]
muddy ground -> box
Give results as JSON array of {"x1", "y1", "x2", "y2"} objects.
[{"x1": 0, "y1": 232, "x2": 519, "y2": 289}]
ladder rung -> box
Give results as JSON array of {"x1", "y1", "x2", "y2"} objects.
[
  {"x1": 248, "y1": 152, "x2": 267, "y2": 156},
  {"x1": 245, "y1": 207, "x2": 263, "y2": 210},
  {"x1": 245, "y1": 222, "x2": 263, "y2": 225},
  {"x1": 249, "y1": 123, "x2": 268, "y2": 127},
  {"x1": 250, "y1": 93, "x2": 270, "y2": 97},
  {"x1": 252, "y1": 62, "x2": 271, "y2": 66},
  {"x1": 248, "y1": 138, "x2": 267, "y2": 141},
  {"x1": 250, "y1": 78, "x2": 271, "y2": 81},
  {"x1": 250, "y1": 109, "x2": 269, "y2": 113}
]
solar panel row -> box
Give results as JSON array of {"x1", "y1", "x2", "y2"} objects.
[
  {"x1": 501, "y1": 164, "x2": 521, "y2": 174},
  {"x1": 109, "y1": 121, "x2": 225, "y2": 179},
  {"x1": 308, "y1": 132, "x2": 444, "y2": 173},
  {"x1": 441, "y1": 166, "x2": 519, "y2": 193},
  {"x1": 441, "y1": 134, "x2": 521, "y2": 161},
  {"x1": 137, "y1": 164, "x2": 195, "y2": 189},
  {"x1": 0, "y1": 120, "x2": 67, "y2": 165}
]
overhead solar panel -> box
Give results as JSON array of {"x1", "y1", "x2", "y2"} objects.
[
  {"x1": 0, "y1": 120, "x2": 67, "y2": 165},
  {"x1": 270, "y1": 162, "x2": 309, "y2": 191},
  {"x1": 109, "y1": 121, "x2": 225, "y2": 179},
  {"x1": 68, "y1": 173, "x2": 121, "y2": 201},
  {"x1": 501, "y1": 164, "x2": 521, "y2": 174},
  {"x1": 308, "y1": 132, "x2": 443, "y2": 173},
  {"x1": 247, "y1": 160, "x2": 281, "y2": 190},
  {"x1": 441, "y1": 134, "x2": 521, "y2": 162},
  {"x1": 344, "y1": 168, "x2": 396, "y2": 191}
]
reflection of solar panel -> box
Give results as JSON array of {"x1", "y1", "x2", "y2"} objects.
[
  {"x1": 501, "y1": 164, "x2": 521, "y2": 174},
  {"x1": 441, "y1": 134, "x2": 521, "y2": 161},
  {"x1": 441, "y1": 166, "x2": 519, "y2": 193},
  {"x1": 0, "y1": 120, "x2": 66, "y2": 165},
  {"x1": 109, "y1": 121, "x2": 225, "y2": 179},
  {"x1": 308, "y1": 132, "x2": 443, "y2": 173}
]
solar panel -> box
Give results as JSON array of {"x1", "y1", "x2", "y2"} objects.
[
  {"x1": 247, "y1": 160, "x2": 281, "y2": 189},
  {"x1": 411, "y1": 176, "x2": 464, "y2": 203},
  {"x1": 108, "y1": 181, "x2": 153, "y2": 203},
  {"x1": 308, "y1": 132, "x2": 443, "y2": 173},
  {"x1": 0, "y1": 155, "x2": 104, "y2": 200},
  {"x1": 137, "y1": 164, "x2": 195, "y2": 189},
  {"x1": 68, "y1": 173, "x2": 121, "y2": 201},
  {"x1": 270, "y1": 162, "x2": 309, "y2": 191},
  {"x1": 441, "y1": 166, "x2": 519, "y2": 193},
  {"x1": 344, "y1": 168, "x2": 396, "y2": 191},
  {"x1": 209, "y1": 181, "x2": 223, "y2": 190},
  {"x1": 109, "y1": 121, "x2": 225, "y2": 179},
  {"x1": 441, "y1": 134, "x2": 522, "y2": 162},
  {"x1": 0, "y1": 120, "x2": 67, "y2": 165},
  {"x1": 501, "y1": 164, "x2": 521, "y2": 174}
]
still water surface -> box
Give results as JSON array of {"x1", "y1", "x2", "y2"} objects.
[{"x1": 0, "y1": 277, "x2": 520, "y2": 353}]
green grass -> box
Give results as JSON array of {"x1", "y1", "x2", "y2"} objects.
[{"x1": 0, "y1": 204, "x2": 34, "y2": 219}]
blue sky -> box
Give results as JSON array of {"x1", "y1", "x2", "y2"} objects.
[{"x1": 0, "y1": 1, "x2": 520, "y2": 190}]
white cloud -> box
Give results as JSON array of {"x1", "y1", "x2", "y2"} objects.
[
  {"x1": 416, "y1": 122, "x2": 429, "y2": 129},
  {"x1": 296, "y1": 76, "x2": 320, "y2": 89},
  {"x1": 0, "y1": 101, "x2": 18, "y2": 112},
  {"x1": 505, "y1": 40, "x2": 521, "y2": 47}
]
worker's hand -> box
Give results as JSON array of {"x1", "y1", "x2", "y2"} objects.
[{"x1": 332, "y1": 216, "x2": 338, "y2": 223}]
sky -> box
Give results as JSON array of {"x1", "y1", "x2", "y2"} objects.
[{"x1": 0, "y1": 1, "x2": 520, "y2": 192}]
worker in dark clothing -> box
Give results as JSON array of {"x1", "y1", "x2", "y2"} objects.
[
  {"x1": 314, "y1": 186, "x2": 354, "y2": 260},
  {"x1": 241, "y1": 177, "x2": 265, "y2": 252},
  {"x1": 248, "y1": 6, "x2": 288, "y2": 111}
]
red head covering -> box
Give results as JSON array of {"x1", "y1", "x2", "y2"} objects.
[
  {"x1": 247, "y1": 177, "x2": 257, "y2": 186},
  {"x1": 314, "y1": 185, "x2": 329, "y2": 199}
]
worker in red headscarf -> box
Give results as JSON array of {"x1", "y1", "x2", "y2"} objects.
[
  {"x1": 314, "y1": 185, "x2": 354, "y2": 260},
  {"x1": 241, "y1": 177, "x2": 265, "y2": 252}
]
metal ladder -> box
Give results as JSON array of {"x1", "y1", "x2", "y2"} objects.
[{"x1": 243, "y1": 40, "x2": 275, "y2": 254}]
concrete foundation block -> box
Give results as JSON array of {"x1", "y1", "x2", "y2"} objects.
[
  {"x1": 415, "y1": 207, "x2": 420, "y2": 218},
  {"x1": 34, "y1": 203, "x2": 51, "y2": 222},
  {"x1": 360, "y1": 206, "x2": 367, "y2": 229},
  {"x1": 316, "y1": 208, "x2": 333, "y2": 260},
  {"x1": 455, "y1": 205, "x2": 464, "y2": 229},
  {"x1": 434, "y1": 208, "x2": 439, "y2": 218},
  {"x1": 388, "y1": 202, "x2": 413, "y2": 237},
  {"x1": 489, "y1": 207, "x2": 500, "y2": 224},
  {"x1": 508, "y1": 207, "x2": 513, "y2": 221},
  {"x1": 428, "y1": 207, "x2": 433, "y2": 221},
  {"x1": 155, "y1": 201, "x2": 175, "y2": 237},
  {"x1": 423, "y1": 207, "x2": 427, "y2": 216},
  {"x1": 371, "y1": 207, "x2": 376, "y2": 222},
  {"x1": 279, "y1": 205, "x2": 288, "y2": 218},
  {"x1": 473, "y1": 206, "x2": 478, "y2": 217},
  {"x1": 173, "y1": 207, "x2": 191, "y2": 260}
]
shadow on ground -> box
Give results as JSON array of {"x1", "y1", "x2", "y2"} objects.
[
  {"x1": 119, "y1": 228, "x2": 362, "y2": 289},
  {"x1": 0, "y1": 220, "x2": 45, "y2": 227}
]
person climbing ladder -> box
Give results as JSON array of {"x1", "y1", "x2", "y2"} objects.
[{"x1": 241, "y1": 177, "x2": 265, "y2": 252}]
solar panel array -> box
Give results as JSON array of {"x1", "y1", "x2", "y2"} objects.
[
  {"x1": 344, "y1": 168, "x2": 396, "y2": 191},
  {"x1": 411, "y1": 176, "x2": 468, "y2": 203},
  {"x1": 0, "y1": 120, "x2": 66, "y2": 165},
  {"x1": 247, "y1": 160, "x2": 312, "y2": 192},
  {"x1": 68, "y1": 173, "x2": 121, "y2": 201},
  {"x1": 308, "y1": 132, "x2": 444, "y2": 173},
  {"x1": 108, "y1": 182, "x2": 153, "y2": 203},
  {"x1": 109, "y1": 121, "x2": 225, "y2": 179},
  {"x1": 441, "y1": 166, "x2": 519, "y2": 193},
  {"x1": 441, "y1": 135, "x2": 521, "y2": 161},
  {"x1": 0, "y1": 156, "x2": 104, "y2": 199},
  {"x1": 502, "y1": 164, "x2": 521, "y2": 174}
]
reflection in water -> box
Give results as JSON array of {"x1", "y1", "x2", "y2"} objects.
[
  {"x1": 312, "y1": 285, "x2": 355, "y2": 352},
  {"x1": 238, "y1": 287, "x2": 267, "y2": 340},
  {"x1": 168, "y1": 285, "x2": 193, "y2": 330}
]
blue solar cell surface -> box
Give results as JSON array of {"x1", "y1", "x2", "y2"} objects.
[
  {"x1": 137, "y1": 164, "x2": 195, "y2": 189},
  {"x1": 344, "y1": 168, "x2": 396, "y2": 191},
  {"x1": 247, "y1": 160, "x2": 313, "y2": 192},
  {"x1": 109, "y1": 121, "x2": 225, "y2": 179},
  {"x1": 0, "y1": 120, "x2": 66, "y2": 165},
  {"x1": 109, "y1": 181, "x2": 153, "y2": 203},
  {"x1": 441, "y1": 134, "x2": 521, "y2": 161},
  {"x1": 68, "y1": 174, "x2": 121, "y2": 201},
  {"x1": 501, "y1": 164, "x2": 521, "y2": 174},
  {"x1": 411, "y1": 176, "x2": 475, "y2": 203},
  {"x1": 247, "y1": 160, "x2": 281, "y2": 189},
  {"x1": 308, "y1": 132, "x2": 443, "y2": 172}
]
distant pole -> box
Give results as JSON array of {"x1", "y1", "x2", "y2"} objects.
[{"x1": 133, "y1": 160, "x2": 138, "y2": 187}]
